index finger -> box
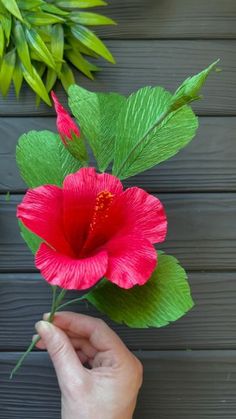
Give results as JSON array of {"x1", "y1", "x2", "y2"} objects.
[{"x1": 46, "y1": 311, "x2": 127, "y2": 353}]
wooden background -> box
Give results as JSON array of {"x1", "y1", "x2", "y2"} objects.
[{"x1": 1, "y1": 0, "x2": 236, "y2": 417}]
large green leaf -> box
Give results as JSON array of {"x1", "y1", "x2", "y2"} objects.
[
  {"x1": 86, "y1": 253, "x2": 194, "y2": 328},
  {"x1": 16, "y1": 130, "x2": 82, "y2": 188},
  {"x1": 68, "y1": 85, "x2": 126, "y2": 171},
  {"x1": 71, "y1": 24, "x2": 115, "y2": 63},
  {"x1": 112, "y1": 86, "x2": 198, "y2": 179},
  {"x1": 19, "y1": 221, "x2": 42, "y2": 254}
]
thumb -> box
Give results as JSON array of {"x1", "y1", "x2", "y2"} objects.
[{"x1": 35, "y1": 320, "x2": 84, "y2": 390}]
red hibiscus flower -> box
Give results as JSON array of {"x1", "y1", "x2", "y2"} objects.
[
  {"x1": 17, "y1": 168, "x2": 167, "y2": 290},
  {"x1": 51, "y1": 91, "x2": 80, "y2": 144}
]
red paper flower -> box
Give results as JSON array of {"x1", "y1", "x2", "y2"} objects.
[
  {"x1": 17, "y1": 168, "x2": 167, "y2": 290},
  {"x1": 51, "y1": 91, "x2": 80, "y2": 144}
]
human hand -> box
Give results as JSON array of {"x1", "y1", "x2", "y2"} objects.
[{"x1": 35, "y1": 312, "x2": 143, "y2": 419}]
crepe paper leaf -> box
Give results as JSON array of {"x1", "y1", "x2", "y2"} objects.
[
  {"x1": 12, "y1": 58, "x2": 23, "y2": 98},
  {"x1": 86, "y1": 253, "x2": 194, "y2": 328},
  {"x1": 0, "y1": 49, "x2": 16, "y2": 96},
  {"x1": 25, "y1": 27, "x2": 56, "y2": 70},
  {"x1": 1, "y1": 0, "x2": 23, "y2": 22},
  {"x1": 25, "y1": 12, "x2": 65, "y2": 26},
  {"x1": 69, "y1": 12, "x2": 116, "y2": 26},
  {"x1": 14, "y1": 21, "x2": 33, "y2": 74},
  {"x1": 51, "y1": 24, "x2": 64, "y2": 73},
  {"x1": 171, "y1": 59, "x2": 220, "y2": 110},
  {"x1": 19, "y1": 221, "x2": 42, "y2": 255},
  {"x1": 71, "y1": 25, "x2": 115, "y2": 63},
  {"x1": 45, "y1": 68, "x2": 57, "y2": 92},
  {"x1": 16, "y1": 130, "x2": 83, "y2": 188},
  {"x1": 0, "y1": 23, "x2": 4, "y2": 57},
  {"x1": 60, "y1": 62, "x2": 75, "y2": 91},
  {"x1": 69, "y1": 85, "x2": 126, "y2": 171},
  {"x1": 22, "y1": 65, "x2": 51, "y2": 106},
  {"x1": 55, "y1": 0, "x2": 107, "y2": 8}
]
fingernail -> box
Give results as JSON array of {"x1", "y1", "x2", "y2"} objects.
[
  {"x1": 35, "y1": 320, "x2": 52, "y2": 334},
  {"x1": 32, "y1": 334, "x2": 39, "y2": 341},
  {"x1": 43, "y1": 312, "x2": 50, "y2": 320}
]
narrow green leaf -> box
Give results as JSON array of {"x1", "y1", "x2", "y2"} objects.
[
  {"x1": 19, "y1": 221, "x2": 42, "y2": 254},
  {"x1": 22, "y1": 65, "x2": 51, "y2": 106},
  {"x1": 17, "y1": 0, "x2": 44, "y2": 10},
  {"x1": 51, "y1": 24, "x2": 64, "y2": 73},
  {"x1": 1, "y1": 0, "x2": 23, "y2": 21},
  {"x1": 113, "y1": 86, "x2": 198, "y2": 179},
  {"x1": 68, "y1": 85, "x2": 125, "y2": 171},
  {"x1": 0, "y1": 49, "x2": 16, "y2": 96},
  {"x1": 12, "y1": 58, "x2": 23, "y2": 98},
  {"x1": 171, "y1": 60, "x2": 220, "y2": 109},
  {"x1": 0, "y1": 23, "x2": 4, "y2": 58},
  {"x1": 60, "y1": 62, "x2": 75, "y2": 91},
  {"x1": 45, "y1": 67, "x2": 57, "y2": 92},
  {"x1": 25, "y1": 12, "x2": 65, "y2": 25},
  {"x1": 71, "y1": 25, "x2": 115, "y2": 63},
  {"x1": 25, "y1": 27, "x2": 56, "y2": 70},
  {"x1": 86, "y1": 253, "x2": 194, "y2": 328},
  {"x1": 1, "y1": 13, "x2": 12, "y2": 45},
  {"x1": 67, "y1": 36, "x2": 98, "y2": 58},
  {"x1": 41, "y1": 3, "x2": 69, "y2": 16},
  {"x1": 16, "y1": 130, "x2": 82, "y2": 187},
  {"x1": 55, "y1": 0, "x2": 107, "y2": 8},
  {"x1": 65, "y1": 50, "x2": 97, "y2": 79},
  {"x1": 69, "y1": 12, "x2": 116, "y2": 26},
  {"x1": 14, "y1": 21, "x2": 32, "y2": 74}
]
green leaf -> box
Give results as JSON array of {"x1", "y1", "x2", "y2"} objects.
[
  {"x1": 14, "y1": 21, "x2": 33, "y2": 74},
  {"x1": 51, "y1": 24, "x2": 64, "y2": 73},
  {"x1": 25, "y1": 12, "x2": 65, "y2": 25},
  {"x1": 17, "y1": 0, "x2": 44, "y2": 10},
  {"x1": 86, "y1": 253, "x2": 194, "y2": 328},
  {"x1": 68, "y1": 85, "x2": 126, "y2": 171},
  {"x1": 41, "y1": 3, "x2": 69, "y2": 15},
  {"x1": 19, "y1": 221, "x2": 42, "y2": 254},
  {"x1": 22, "y1": 65, "x2": 51, "y2": 105},
  {"x1": 55, "y1": 0, "x2": 107, "y2": 8},
  {"x1": 69, "y1": 12, "x2": 116, "y2": 26},
  {"x1": 1, "y1": 0, "x2": 23, "y2": 21},
  {"x1": 60, "y1": 62, "x2": 75, "y2": 91},
  {"x1": 25, "y1": 27, "x2": 56, "y2": 70},
  {"x1": 0, "y1": 12, "x2": 12, "y2": 45},
  {"x1": 171, "y1": 60, "x2": 220, "y2": 110},
  {"x1": 65, "y1": 49, "x2": 97, "y2": 79},
  {"x1": 0, "y1": 23, "x2": 4, "y2": 57},
  {"x1": 71, "y1": 25, "x2": 115, "y2": 63},
  {"x1": 45, "y1": 67, "x2": 57, "y2": 92},
  {"x1": 16, "y1": 130, "x2": 82, "y2": 188},
  {"x1": 12, "y1": 58, "x2": 23, "y2": 98},
  {"x1": 112, "y1": 87, "x2": 198, "y2": 179},
  {"x1": 0, "y1": 49, "x2": 16, "y2": 96}
]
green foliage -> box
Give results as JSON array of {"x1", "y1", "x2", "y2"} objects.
[
  {"x1": 86, "y1": 253, "x2": 194, "y2": 328},
  {"x1": 68, "y1": 61, "x2": 218, "y2": 178},
  {"x1": 16, "y1": 130, "x2": 82, "y2": 188},
  {"x1": 19, "y1": 221, "x2": 42, "y2": 254},
  {"x1": 0, "y1": 0, "x2": 115, "y2": 104},
  {"x1": 69, "y1": 85, "x2": 126, "y2": 171}
]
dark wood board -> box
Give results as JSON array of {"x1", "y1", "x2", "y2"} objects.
[
  {"x1": 0, "y1": 41, "x2": 235, "y2": 116},
  {"x1": 1, "y1": 116, "x2": 236, "y2": 193},
  {"x1": 0, "y1": 193, "x2": 235, "y2": 272},
  {"x1": 1, "y1": 351, "x2": 236, "y2": 418},
  {"x1": 0, "y1": 272, "x2": 236, "y2": 351},
  {"x1": 96, "y1": 0, "x2": 236, "y2": 39}
]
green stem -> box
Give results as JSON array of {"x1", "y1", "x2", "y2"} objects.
[
  {"x1": 57, "y1": 295, "x2": 86, "y2": 311},
  {"x1": 9, "y1": 287, "x2": 67, "y2": 379}
]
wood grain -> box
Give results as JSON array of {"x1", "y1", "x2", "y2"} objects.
[
  {"x1": 1, "y1": 117, "x2": 236, "y2": 193},
  {"x1": 0, "y1": 272, "x2": 236, "y2": 350},
  {"x1": 0, "y1": 193, "x2": 235, "y2": 272},
  {"x1": 0, "y1": 41, "x2": 234, "y2": 116},
  {"x1": 96, "y1": 0, "x2": 236, "y2": 39},
  {"x1": 1, "y1": 351, "x2": 236, "y2": 418}
]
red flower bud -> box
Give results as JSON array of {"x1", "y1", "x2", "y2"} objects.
[{"x1": 51, "y1": 91, "x2": 80, "y2": 145}]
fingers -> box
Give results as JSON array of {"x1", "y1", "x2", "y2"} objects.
[
  {"x1": 35, "y1": 320, "x2": 84, "y2": 389},
  {"x1": 45, "y1": 311, "x2": 127, "y2": 354}
]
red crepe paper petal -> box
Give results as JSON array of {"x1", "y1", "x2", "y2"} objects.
[{"x1": 51, "y1": 91, "x2": 80, "y2": 144}]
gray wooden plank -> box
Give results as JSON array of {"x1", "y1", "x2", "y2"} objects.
[
  {"x1": 0, "y1": 272, "x2": 235, "y2": 350},
  {"x1": 0, "y1": 193, "x2": 235, "y2": 271},
  {"x1": 0, "y1": 40, "x2": 234, "y2": 116},
  {"x1": 1, "y1": 116, "x2": 235, "y2": 193},
  {"x1": 96, "y1": 0, "x2": 236, "y2": 39},
  {"x1": 1, "y1": 351, "x2": 236, "y2": 418}
]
